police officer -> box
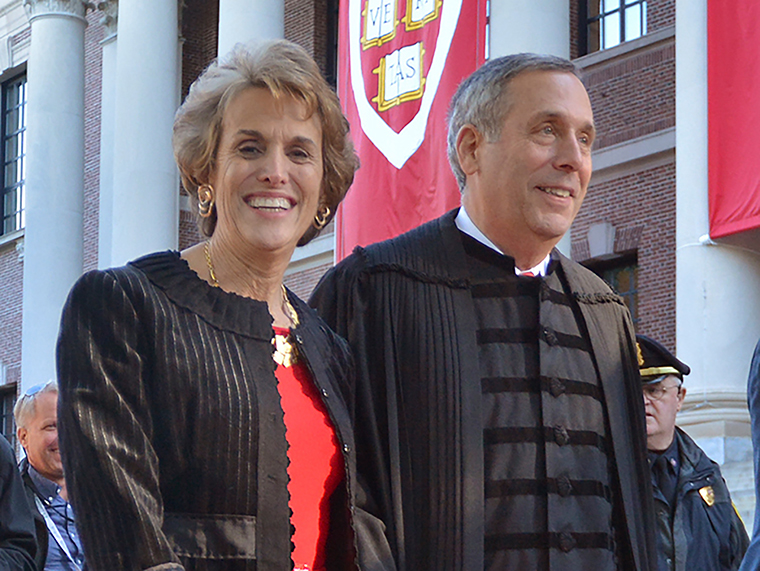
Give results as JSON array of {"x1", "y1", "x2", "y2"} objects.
[{"x1": 638, "y1": 334, "x2": 748, "y2": 571}]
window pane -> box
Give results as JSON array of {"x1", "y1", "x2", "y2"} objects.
[
  {"x1": 625, "y1": 4, "x2": 642, "y2": 41},
  {"x1": 5, "y1": 134, "x2": 18, "y2": 160},
  {"x1": 0, "y1": 390, "x2": 16, "y2": 448},
  {"x1": 603, "y1": 12, "x2": 621, "y2": 48},
  {"x1": 588, "y1": 18, "x2": 601, "y2": 52},
  {"x1": 5, "y1": 83, "x2": 19, "y2": 108},
  {"x1": 5, "y1": 108, "x2": 18, "y2": 136},
  {"x1": 3, "y1": 189, "x2": 15, "y2": 213},
  {"x1": 595, "y1": 261, "x2": 639, "y2": 324},
  {"x1": 603, "y1": 0, "x2": 621, "y2": 13},
  {"x1": 5, "y1": 161, "x2": 18, "y2": 187},
  {"x1": 1, "y1": 75, "x2": 26, "y2": 236}
]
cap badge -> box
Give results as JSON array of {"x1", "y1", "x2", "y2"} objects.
[
  {"x1": 699, "y1": 485, "x2": 715, "y2": 506},
  {"x1": 637, "y1": 343, "x2": 644, "y2": 367}
]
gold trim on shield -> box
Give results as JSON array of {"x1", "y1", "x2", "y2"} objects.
[
  {"x1": 362, "y1": 0, "x2": 399, "y2": 49},
  {"x1": 402, "y1": 0, "x2": 442, "y2": 31},
  {"x1": 372, "y1": 43, "x2": 426, "y2": 112}
]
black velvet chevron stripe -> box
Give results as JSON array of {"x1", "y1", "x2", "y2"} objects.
[
  {"x1": 480, "y1": 376, "x2": 602, "y2": 400},
  {"x1": 477, "y1": 328, "x2": 538, "y2": 344},
  {"x1": 485, "y1": 478, "x2": 612, "y2": 500},
  {"x1": 484, "y1": 532, "x2": 614, "y2": 552},
  {"x1": 483, "y1": 427, "x2": 607, "y2": 451}
]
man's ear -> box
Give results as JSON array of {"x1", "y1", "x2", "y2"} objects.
[
  {"x1": 676, "y1": 386, "x2": 687, "y2": 412},
  {"x1": 17, "y1": 427, "x2": 27, "y2": 449},
  {"x1": 456, "y1": 124, "x2": 484, "y2": 177}
]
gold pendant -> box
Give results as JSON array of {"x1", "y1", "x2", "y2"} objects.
[
  {"x1": 272, "y1": 333, "x2": 298, "y2": 367},
  {"x1": 699, "y1": 485, "x2": 715, "y2": 506}
]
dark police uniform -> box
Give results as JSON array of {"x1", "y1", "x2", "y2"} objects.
[
  {"x1": 650, "y1": 427, "x2": 747, "y2": 571},
  {"x1": 638, "y1": 335, "x2": 749, "y2": 571}
]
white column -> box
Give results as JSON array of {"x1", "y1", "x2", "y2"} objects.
[
  {"x1": 488, "y1": 0, "x2": 570, "y2": 59},
  {"x1": 21, "y1": 0, "x2": 89, "y2": 390},
  {"x1": 217, "y1": 0, "x2": 284, "y2": 57},
  {"x1": 97, "y1": 0, "x2": 117, "y2": 268},
  {"x1": 109, "y1": 0, "x2": 179, "y2": 265},
  {"x1": 675, "y1": 0, "x2": 760, "y2": 421},
  {"x1": 675, "y1": 0, "x2": 760, "y2": 528}
]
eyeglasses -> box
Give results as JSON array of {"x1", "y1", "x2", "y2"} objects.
[{"x1": 642, "y1": 382, "x2": 682, "y2": 401}]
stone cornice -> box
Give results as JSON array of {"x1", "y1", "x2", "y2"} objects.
[
  {"x1": 23, "y1": 0, "x2": 94, "y2": 22},
  {"x1": 678, "y1": 390, "x2": 750, "y2": 427},
  {"x1": 97, "y1": 0, "x2": 117, "y2": 38}
]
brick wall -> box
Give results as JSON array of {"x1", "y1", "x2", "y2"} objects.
[
  {"x1": 647, "y1": 0, "x2": 675, "y2": 30},
  {"x1": 179, "y1": 209, "x2": 204, "y2": 251},
  {"x1": 583, "y1": 41, "x2": 675, "y2": 150},
  {"x1": 83, "y1": 11, "x2": 104, "y2": 272},
  {"x1": 181, "y1": 0, "x2": 219, "y2": 100},
  {"x1": 0, "y1": 244, "x2": 23, "y2": 386},
  {"x1": 0, "y1": 25, "x2": 31, "y2": 389},
  {"x1": 573, "y1": 162, "x2": 677, "y2": 350},
  {"x1": 285, "y1": 0, "x2": 331, "y2": 76},
  {"x1": 571, "y1": 0, "x2": 677, "y2": 350},
  {"x1": 178, "y1": 0, "x2": 219, "y2": 251},
  {"x1": 284, "y1": 261, "x2": 332, "y2": 301}
]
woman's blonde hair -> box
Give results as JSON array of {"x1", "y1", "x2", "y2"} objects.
[{"x1": 173, "y1": 39, "x2": 359, "y2": 244}]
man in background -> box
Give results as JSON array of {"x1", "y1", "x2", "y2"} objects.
[
  {"x1": 638, "y1": 334, "x2": 748, "y2": 571},
  {"x1": 14, "y1": 381, "x2": 83, "y2": 571}
]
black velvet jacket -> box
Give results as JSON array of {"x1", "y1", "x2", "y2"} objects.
[
  {"x1": 310, "y1": 210, "x2": 657, "y2": 571},
  {"x1": 56, "y1": 251, "x2": 393, "y2": 571}
]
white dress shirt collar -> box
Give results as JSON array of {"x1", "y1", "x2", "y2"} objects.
[{"x1": 454, "y1": 205, "x2": 550, "y2": 277}]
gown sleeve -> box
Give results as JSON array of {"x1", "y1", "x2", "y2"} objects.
[{"x1": 310, "y1": 253, "x2": 398, "y2": 571}]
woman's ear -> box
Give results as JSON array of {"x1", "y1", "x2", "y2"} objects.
[{"x1": 456, "y1": 124, "x2": 484, "y2": 177}]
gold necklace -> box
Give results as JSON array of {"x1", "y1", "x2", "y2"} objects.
[
  {"x1": 203, "y1": 241, "x2": 299, "y2": 366},
  {"x1": 204, "y1": 242, "x2": 219, "y2": 286}
]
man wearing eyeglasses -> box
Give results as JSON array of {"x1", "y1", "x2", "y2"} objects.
[
  {"x1": 638, "y1": 334, "x2": 748, "y2": 571},
  {"x1": 14, "y1": 381, "x2": 83, "y2": 571}
]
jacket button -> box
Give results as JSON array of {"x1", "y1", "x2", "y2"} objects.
[
  {"x1": 557, "y1": 476, "x2": 573, "y2": 497},
  {"x1": 549, "y1": 378, "x2": 565, "y2": 397},
  {"x1": 321, "y1": 388, "x2": 329, "y2": 398},
  {"x1": 544, "y1": 328, "x2": 559, "y2": 346},
  {"x1": 343, "y1": 444, "x2": 351, "y2": 453},
  {"x1": 554, "y1": 425, "x2": 570, "y2": 446},
  {"x1": 559, "y1": 532, "x2": 576, "y2": 552}
]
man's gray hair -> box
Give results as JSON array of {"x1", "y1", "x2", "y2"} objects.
[
  {"x1": 446, "y1": 53, "x2": 581, "y2": 190},
  {"x1": 13, "y1": 380, "x2": 58, "y2": 430}
]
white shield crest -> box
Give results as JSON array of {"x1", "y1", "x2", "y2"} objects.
[{"x1": 349, "y1": 0, "x2": 463, "y2": 169}]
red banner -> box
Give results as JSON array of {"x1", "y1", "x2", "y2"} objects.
[
  {"x1": 708, "y1": 0, "x2": 760, "y2": 238},
  {"x1": 336, "y1": 0, "x2": 486, "y2": 260}
]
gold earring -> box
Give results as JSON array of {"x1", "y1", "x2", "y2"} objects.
[
  {"x1": 198, "y1": 184, "x2": 215, "y2": 218},
  {"x1": 313, "y1": 205, "x2": 331, "y2": 230}
]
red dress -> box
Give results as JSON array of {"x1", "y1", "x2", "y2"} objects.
[{"x1": 273, "y1": 326, "x2": 345, "y2": 571}]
